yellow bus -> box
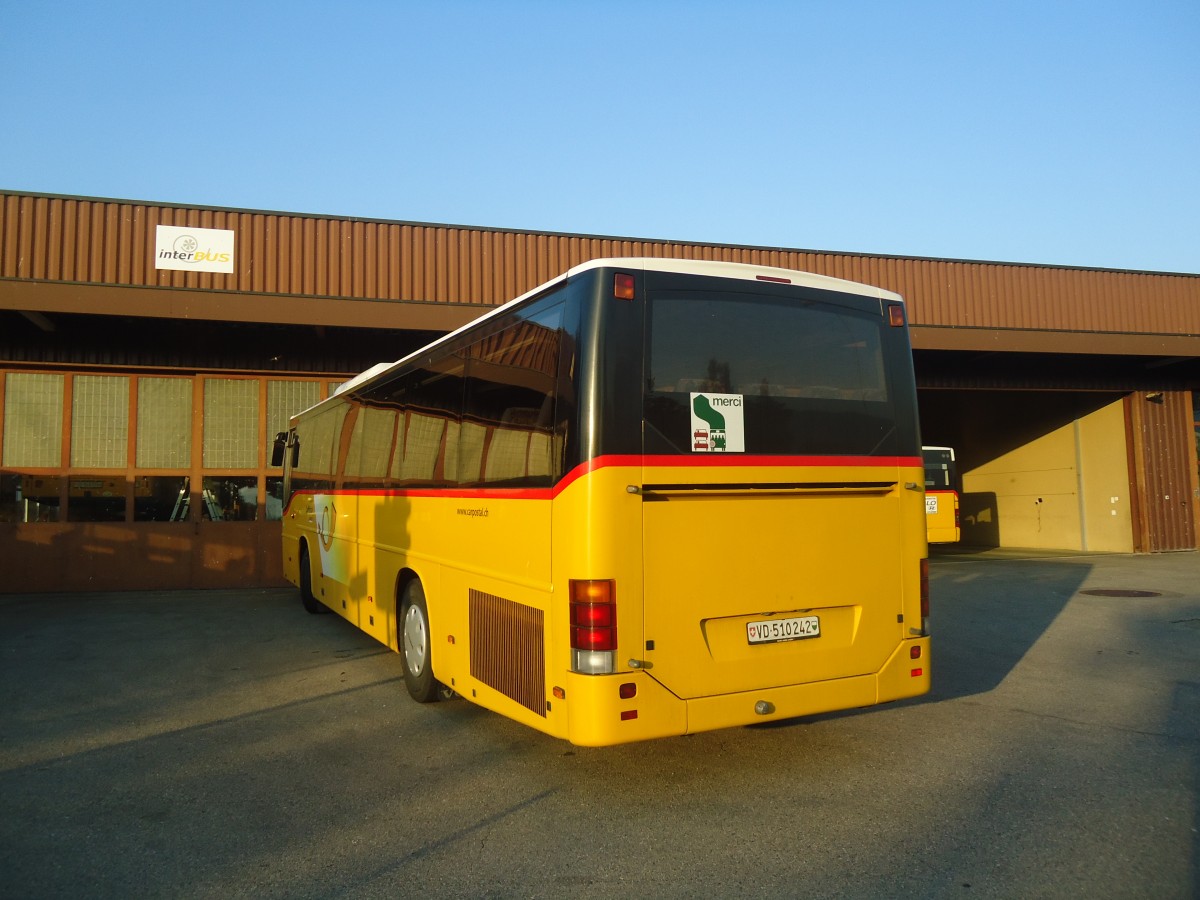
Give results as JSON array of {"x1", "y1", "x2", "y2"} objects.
[
  {"x1": 922, "y1": 446, "x2": 961, "y2": 544},
  {"x1": 274, "y1": 258, "x2": 930, "y2": 746}
]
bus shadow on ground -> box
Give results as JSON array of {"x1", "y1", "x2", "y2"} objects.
[
  {"x1": 751, "y1": 555, "x2": 1090, "y2": 730},
  {"x1": 920, "y1": 555, "x2": 1090, "y2": 701}
]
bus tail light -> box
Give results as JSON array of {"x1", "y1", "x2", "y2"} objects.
[
  {"x1": 613, "y1": 273, "x2": 635, "y2": 300},
  {"x1": 887, "y1": 302, "x2": 906, "y2": 327},
  {"x1": 570, "y1": 579, "x2": 616, "y2": 674},
  {"x1": 920, "y1": 558, "x2": 930, "y2": 634}
]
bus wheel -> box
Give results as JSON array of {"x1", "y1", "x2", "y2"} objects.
[
  {"x1": 400, "y1": 580, "x2": 440, "y2": 703},
  {"x1": 298, "y1": 546, "x2": 326, "y2": 615}
]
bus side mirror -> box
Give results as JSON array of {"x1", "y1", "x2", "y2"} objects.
[{"x1": 271, "y1": 432, "x2": 288, "y2": 467}]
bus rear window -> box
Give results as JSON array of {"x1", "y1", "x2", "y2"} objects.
[{"x1": 645, "y1": 291, "x2": 913, "y2": 456}]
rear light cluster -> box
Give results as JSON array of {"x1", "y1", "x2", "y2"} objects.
[{"x1": 570, "y1": 579, "x2": 616, "y2": 674}]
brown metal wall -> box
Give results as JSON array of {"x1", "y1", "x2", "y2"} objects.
[
  {"x1": 1, "y1": 521, "x2": 285, "y2": 592},
  {"x1": 3, "y1": 191, "x2": 1198, "y2": 591},
  {"x1": 3, "y1": 191, "x2": 1198, "y2": 336},
  {"x1": 1126, "y1": 391, "x2": 1199, "y2": 552}
]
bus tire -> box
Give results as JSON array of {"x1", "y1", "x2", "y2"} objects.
[
  {"x1": 298, "y1": 545, "x2": 327, "y2": 615},
  {"x1": 400, "y1": 579, "x2": 440, "y2": 703}
]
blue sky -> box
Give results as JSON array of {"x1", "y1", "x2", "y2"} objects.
[{"x1": 2, "y1": 1, "x2": 1196, "y2": 273}]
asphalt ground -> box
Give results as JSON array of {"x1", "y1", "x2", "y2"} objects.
[{"x1": 1, "y1": 551, "x2": 1197, "y2": 899}]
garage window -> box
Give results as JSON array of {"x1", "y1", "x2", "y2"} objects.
[
  {"x1": 203, "y1": 378, "x2": 259, "y2": 469},
  {"x1": 71, "y1": 376, "x2": 129, "y2": 468},
  {"x1": 137, "y1": 377, "x2": 192, "y2": 468},
  {"x1": 3, "y1": 373, "x2": 63, "y2": 468}
]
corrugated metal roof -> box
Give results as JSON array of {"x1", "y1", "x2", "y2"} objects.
[{"x1": 3, "y1": 190, "x2": 1198, "y2": 339}]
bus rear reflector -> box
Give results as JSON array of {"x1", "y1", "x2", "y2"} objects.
[
  {"x1": 613, "y1": 273, "x2": 635, "y2": 300},
  {"x1": 570, "y1": 579, "x2": 616, "y2": 674},
  {"x1": 920, "y1": 558, "x2": 930, "y2": 633}
]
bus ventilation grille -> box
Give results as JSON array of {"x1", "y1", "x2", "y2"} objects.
[{"x1": 468, "y1": 589, "x2": 546, "y2": 717}]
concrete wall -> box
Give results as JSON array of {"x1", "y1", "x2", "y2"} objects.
[
  {"x1": 961, "y1": 398, "x2": 1133, "y2": 551},
  {"x1": 1077, "y1": 400, "x2": 1135, "y2": 551}
]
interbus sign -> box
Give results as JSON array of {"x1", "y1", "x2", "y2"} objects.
[{"x1": 154, "y1": 225, "x2": 235, "y2": 274}]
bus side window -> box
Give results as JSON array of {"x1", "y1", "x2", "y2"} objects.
[
  {"x1": 343, "y1": 404, "x2": 396, "y2": 488},
  {"x1": 462, "y1": 310, "x2": 563, "y2": 487}
]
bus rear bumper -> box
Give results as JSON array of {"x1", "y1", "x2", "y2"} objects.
[
  {"x1": 686, "y1": 636, "x2": 931, "y2": 735},
  {"x1": 564, "y1": 637, "x2": 931, "y2": 746},
  {"x1": 564, "y1": 670, "x2": 689, "y2": 747}
]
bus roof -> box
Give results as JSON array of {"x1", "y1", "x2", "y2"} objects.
[
  {"x1": 307, "y1": 257, "x2": 903, "y2": 417},
  {"x1": 569, "y1": 257, "x2": 903, "y2": 302}
]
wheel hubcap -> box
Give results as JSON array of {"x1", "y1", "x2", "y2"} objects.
[{"x1": 403, "y1": 605, "x2": 427, "y2": 675}]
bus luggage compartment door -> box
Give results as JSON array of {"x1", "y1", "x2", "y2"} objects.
[{"x1": 640, "y1": 486, "x2": 906, "y2": 700}]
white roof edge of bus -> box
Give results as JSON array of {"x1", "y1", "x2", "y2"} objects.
[
  {"x1": 291, "y1": 257, "x2": 901, "y2": 420},
  {"x1": 332, "y1": 361, "x2": 395, "y2": 396},
  {"x1": 568, "y1": 257, "x2": 904, "y2": 302},
  {"x1": 292, "y1": 269, "x2": 575, "y2": 419}
]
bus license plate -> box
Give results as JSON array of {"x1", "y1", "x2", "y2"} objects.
[{"x1": 747, "y1": 616, "x2": 820, "y2": 645}]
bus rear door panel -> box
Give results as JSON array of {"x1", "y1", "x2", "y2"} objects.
[{"x1": 637, "y1": 463, "x2": 919, "y2": 691}]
